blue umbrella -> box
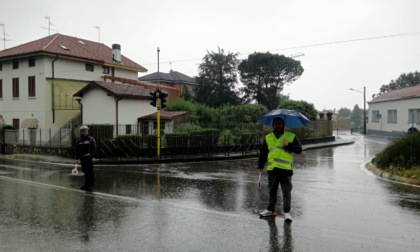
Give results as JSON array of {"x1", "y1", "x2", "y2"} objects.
[{"x1": 258, "y1": 109, "x2": 311, "y2": 128}]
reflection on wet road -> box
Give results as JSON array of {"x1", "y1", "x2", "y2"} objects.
[{"x1": 0, "y1": 133, "x2": 419, "y2": 251}]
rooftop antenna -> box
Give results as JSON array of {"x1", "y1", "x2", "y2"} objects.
[
  {"x1": 93, "y1": 26, "x2": 100, "y2": 42},
  {"x1": 169, "y1": 61, "x2": 172, "y2": 71},
  {"x1": 42, "y1": 16, "x2": 58, "y2": 35},
  {"x1": 0, "y1": 23, "x2": 11, "y2": 50}
]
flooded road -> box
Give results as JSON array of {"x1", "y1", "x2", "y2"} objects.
[{"x1": 1, "y1": 133, "x2": 419, "y2": 251}]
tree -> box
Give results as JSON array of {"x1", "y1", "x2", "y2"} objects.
[
  {"x1": 181, "y1": 84, "x2": 193, "y2": 101},
  {"x1": 194, "y1": 47, "x2": 241, "y2": 107},
  {"x1": 350, "y1": 105, "x2": 363, "y2": 128},
  {"x1": 238, "y1": 52, "x2": 304, "y2": 110},
  {"x1": 337, "y1": 107, "x2": 352, "y2": 119},
  {"x1": 278, "y1": 99, "x2": 317, "y2": 121},
  {"x1": 377, "y1": 71, "x2": 420, "y2": 96}
]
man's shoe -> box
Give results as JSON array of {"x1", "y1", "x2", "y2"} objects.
[
  {"x1": 284, "y1": 212, "x2": 292, "y2": 223},
  {"x1": 80, "y1": 186, "x2": 87, "y2": 190},
  {"x1": 260, "y1": 209, "x2": 277, "y2": 217}
]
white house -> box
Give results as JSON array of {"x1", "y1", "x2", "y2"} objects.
[
  {"x1": 0, "y1": 33, "x2": 147, "y2": 133},
  {"x1": 367, "y1": 85, "x2": 420, "y2": 137},
  {"x1": 73, "y1": 78, "x2": 183, "y2": 137}
]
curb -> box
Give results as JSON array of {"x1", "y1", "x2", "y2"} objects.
[{"x1": 366, "y1": 162, "x2": 420, "y2": 186}]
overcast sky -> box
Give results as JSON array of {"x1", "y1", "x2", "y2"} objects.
[{"x1": 1, "y1": 0, "x2": 419, "y2": 111}]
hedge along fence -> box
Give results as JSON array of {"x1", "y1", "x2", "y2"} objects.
[
  {"x1": 165, "y1": 133, "x2": 189, "y2": 148},
  {"x1": 165, "y1": 129, "x2": 220, "y2": 148},
  {"x1": 74, "y1": 121, "x2": 332, "y2": 152}
]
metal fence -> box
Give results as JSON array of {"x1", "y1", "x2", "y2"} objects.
[
  {"x1": 1, "y1": 120, "x2": 334, "y2": 158},
  {"x1": 1, "y1": 127, "x2": 73, "y2": 147}
]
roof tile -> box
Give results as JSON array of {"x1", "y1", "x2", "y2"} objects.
[
  {"x1": 369, "y1": 85, "x2": 420, "y2": 103},
  {"x1": 0, "y1": 33, "x2": 146, "y2": 72}
]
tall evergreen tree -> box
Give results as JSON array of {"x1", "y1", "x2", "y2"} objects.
[
  {"x1": 350, "y1": 104, "x2": 363, "y2": 128},
  {"x1": 238, "y1": 52, "x2": 304, "y2": 110},
  {"x1": 194, "y1": 47, "x2": 240, "y2": 107}
]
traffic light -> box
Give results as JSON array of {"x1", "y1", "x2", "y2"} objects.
[
  {"x1": 150, "y1": 91, "x2": 157, "y2": 107},
  {"x1": 160, "y1": 91, "x2": 168, "y2": 109}
]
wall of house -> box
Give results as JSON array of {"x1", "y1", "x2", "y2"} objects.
[
  {"x1": 367, "y1": 98, "x2": 420, "y2": 136},
  {"x1": 80, "y1": 87, "x2": 156, "y2": 136},
  {"x1": 0, "y1": 55, "x2": 140, "y2": 120},
  {"x1": 112, "y1": 67, "x2": 139, "y2": 80},
  {"x1": 0, "y1": 56, "x2": 48, "y2": 129},
  {"x1": 48, "y1": 57, "x2": 105, "y2": 81}
]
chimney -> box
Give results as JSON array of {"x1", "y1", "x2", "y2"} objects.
[{"x1": 112, "y1": 44, "x2": 121, "y2": 63}]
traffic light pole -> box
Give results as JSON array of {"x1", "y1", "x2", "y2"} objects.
[
  {"x1": 156, "y1": 90, "x2": 161, "y2": 157},
  {"x1": 157, "y1": 47, "x2": 161, "y2": 158}
]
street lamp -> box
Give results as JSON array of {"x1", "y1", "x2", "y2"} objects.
[{"x1": 349, "y1": 86, "x2": 366, "y2": 134}]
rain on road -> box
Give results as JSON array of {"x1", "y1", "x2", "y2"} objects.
[{"x1": 1, "y1": 133, "x2": 419, "y2": 251}]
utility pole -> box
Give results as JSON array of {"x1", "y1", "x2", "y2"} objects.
[{"x1": 350, "y1": 86, "x2": 367, "y2": 134}]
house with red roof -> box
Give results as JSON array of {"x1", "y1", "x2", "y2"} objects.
[
  {"x1": 367, "y1": 85, "x2": 420, "y2": 136},
  {"x1": 73, "y1": 80, "x2": 183, "y2": 136},
  {"x1": 0, "y1": 33, "x2": 149, "y2": 144}
]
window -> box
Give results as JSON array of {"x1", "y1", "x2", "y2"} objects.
[
  {"x1": 372, "y1": 110, "x2": 380, "y2": 123},
  {"x1": 0, "y1": 63, "x2": 2, "y2": 71},
  {"x1": 102, "y1": 66, "x2": 110, "y2": 74},
  {"x1": 126, "y1": 125, "x2": 132, "y2": 135},
  {"x1": 13, "y1": 60, "x2": 19, "y2": 69},
  {"x1": 153, "y1": 122, "x2": 165, "y2": 133},
  {"x1": 85, "y1": 63, "x2": 94, "y2": 72},
  {"x1": 0, "y1": 79, "x2": 2, "y2": 98},
  {"x1": 59, "y1": 45, "x2": 69, "y2": 50},
  {"x1": 408, "y1": 109, "x2": 420, "y2": 124},
  {"x1": 387, "y1": 109, "x2": 397, "y2": 123},
  {"x1": 28, "y1": 76, "x2": 36, "y2": 97},
  {"x1": 13, "y1": 118, "x2": 20, "y2": 129},
  {"x1": 141, "y1": 122, "x2": 149, "y2": 135},
  {"x1": 12, "y1": 78, "x2": 19, "y2": 98},
  {"x1": 29, "y1": 58, "x2": 36, "y2": 67}
]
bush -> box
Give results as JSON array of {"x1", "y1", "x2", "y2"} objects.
[
  {"x1": 1, "y1": 124, "x2": 15, "y2": 130},
  {"x1": 372, "y1": 133, "x2": 420, "y2": 169}
]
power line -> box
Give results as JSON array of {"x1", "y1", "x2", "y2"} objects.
[
  {"x1": 142, "y1": 31, "x2": 420, "y2": 67},
  {"x1": 267, "y1": 31, "x2": 420, "y2": 52}
]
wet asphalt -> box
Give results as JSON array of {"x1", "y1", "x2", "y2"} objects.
[{"x1": 0, "y1": 132, "x2": 419, "y2": 252}]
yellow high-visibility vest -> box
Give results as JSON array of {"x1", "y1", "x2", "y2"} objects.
[{"x1": 265, "y1": 131, "x2": 296, "y2": 171}]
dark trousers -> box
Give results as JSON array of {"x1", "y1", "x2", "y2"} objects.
[
  {"x1": 81, "y1": 157, "x2": 94, "y2": 187},
  {"x1": 267, "y1": 169, "x2": 293, "y2": 213}
]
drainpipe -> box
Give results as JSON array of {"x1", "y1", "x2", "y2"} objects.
[
  {"x1": 51, "y1": 54, "x2": 59, "y2": 123},
  {"x1": 74, "y1": 97, "x2": 82, "y2": 124},
  {"x1": 115, "y1": 97, "x2": 122, "y2": 137}
]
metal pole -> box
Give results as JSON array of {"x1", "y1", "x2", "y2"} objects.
[
  {"x1": 364, "y1": 86, "x2": 366, "y2": 135},
  {"x1": 350, "y1": 87, "x2": 367, "y2": 135},
  {"x1": 157, "y1": 47, "x2": 161, "y2": 157}
]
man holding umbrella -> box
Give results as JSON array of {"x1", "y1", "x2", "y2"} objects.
[{"x1": 258, "y1": 116, "x2": 302, "y2": 222}]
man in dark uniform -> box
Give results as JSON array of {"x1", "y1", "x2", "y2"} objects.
[{"x1": 76, "y1": 125, "x2": 97, "y2": 190}]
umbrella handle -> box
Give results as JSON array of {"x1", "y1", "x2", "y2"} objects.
[{"x1": 258, "y1": 173, "x2": 261, "y2": 188}]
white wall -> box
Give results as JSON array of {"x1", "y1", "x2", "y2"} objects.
[
  {"x1": 367, "y1": 98, "x2": 420, "y2": 136},
  {"x1": 0, "y1": 55, "x2": 141, "y2": 131},
  {"x1": 81, "y1": 87, "x2": 155, "y2": 135},
  {"x1": 0, "y1": 56, "x2": 48, "y2": 128}
]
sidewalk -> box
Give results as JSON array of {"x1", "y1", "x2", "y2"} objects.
[{"x1": 0, "y1": 138, "x2": 355, "y2": 164}]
